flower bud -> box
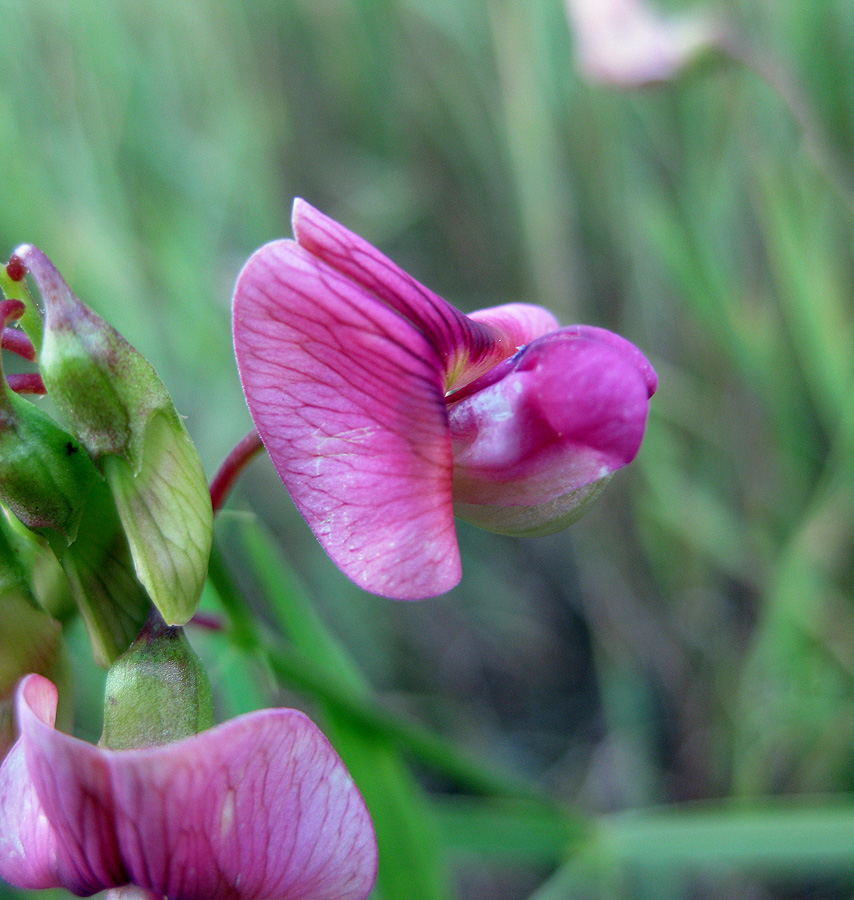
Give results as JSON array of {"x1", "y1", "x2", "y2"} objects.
[
  {"x1": 13, "y1": 245, "x2": 213, "y2": 625},
  {"x1": 54, "y1": 479, "x2": 152, "y2": 667},
  {"x1": 101, "y1": 610, "x2": 214, "y2": 750}
]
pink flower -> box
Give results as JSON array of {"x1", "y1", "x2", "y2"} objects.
[
  {"x1": 565, "y1": 0, "x2": 722, "y2": 87},
  {"x1": 233, "y1": 200, "x2": 656, "y2": 600},
  {"x1": 0, "y1": 674, "x2": 377, "y2": 900}
]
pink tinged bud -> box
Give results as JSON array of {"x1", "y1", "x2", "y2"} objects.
[
  {"x1": 565, "y1": 0, "x2": 723, "y2": 87},
  {"x1": 233, "y1": 201, "x2": 656, "y2": 600},
  {"x1": 0, "y1": 675, "x2": 378, "y2": 900},
  {"x1": 13, "y1": 245, "x2": 213, "y2": 625}
]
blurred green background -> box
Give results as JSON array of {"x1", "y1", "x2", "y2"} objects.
[{"x1": 4, "y1": 0, "x2": 854, "y2": 898}]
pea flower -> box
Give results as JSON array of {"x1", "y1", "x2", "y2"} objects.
[
  {"x1": 0, "y1": 674, "x2": 378, "y2": 900},
  {"x1": 233, "y1": 200, "x2": 656, "y2": 600},
  {"x1": 565, "y1": 0, "x2": 723, "y2": 87}
]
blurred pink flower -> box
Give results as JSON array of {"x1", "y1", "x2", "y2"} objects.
[
  {"x1": 233, "y1": 200, "x2": 656, "y2": 600},
  {"x1": 0, "y1": 674, "x2": 377, "y2": 900},
  {"x1": 565, "y1": 0, "x2": 722, "y2": 86}
]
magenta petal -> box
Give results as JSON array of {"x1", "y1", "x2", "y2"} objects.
[
  {"x1": 291, "y1": 199, "x2": 551, "y2": 390},
  {"x1": 0, "y1": 675, "x2": 122, "y2": 894},
  {"x1": 0, "y1": 675, "x2": 378, "y2": 900},
  {"x1": 448, "y1": 327, "x2": 655, "y2": 533},
  {"x1": 467, "y1": 302, "x2": 560, "y2": 348},
  {"x1": 233, "y1": 239, "x2": 461, "y2": 600},
  {"x1": 0, "y1": 718, "x2": 67, "y2": 890}
]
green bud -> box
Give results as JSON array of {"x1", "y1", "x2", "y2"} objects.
[
  {"x1": 48, "y1": 478, "x2": 151, "y2": 668},
  {"x1": 0, "y1": 298, "x2": 100, "y2": 542},
  {"x1": 0, "y1": 388, "x2": 100, "y2": 541},
  {"x1": 19, "y1": 247, "x2": 160, "y2": 462},
  {"x1": 101, "y1": 609, "x2": 214, "y2": 750},
  {"x1": 14, "y1": 245, "x2": 213, "y2": 625}
]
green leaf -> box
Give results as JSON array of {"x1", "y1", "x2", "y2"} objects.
[{"x1": 432, "y1": 796, "x2": 589, "y2": 864}]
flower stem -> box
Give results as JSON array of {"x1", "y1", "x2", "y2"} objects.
[
  {"x1": 7, "y1": 372, "x2": 46, "y2": 394},
  {"x1": 209, "y1": 428, "x2": 265, "y2": 514}
]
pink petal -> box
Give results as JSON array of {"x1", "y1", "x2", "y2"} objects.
[
  {"x1": 448, "y1": 327, "x2": 655, "y2": 533},
  {"x1": 0, "y1": 721, "x2": 68, "y2": 889},
  {"x1": 291, "y1": 199, "x2": 553, "y2": 390},
  {"x1": 566, "y1": 0, "x2": 722, "y2": 86},
  {"x1": 0, "y1": 675, "x2": 378, "y2": 900},
  {"x1": 233, "y1": 239, "x2": 461, "y2": 600}
]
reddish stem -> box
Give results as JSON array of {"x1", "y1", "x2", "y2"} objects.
[
  {"x1": 7, "y1": 373, "x2": 46, "y2": 394},
  {"x1": 2, "y1": 326, "x2": 36, "y2": 360},
  {"x1": 209, "y1": 429, "x2": 265, "y2": 514},
  {"x1": 188, "y1": 611, "x2": 224, "y2": 631}
]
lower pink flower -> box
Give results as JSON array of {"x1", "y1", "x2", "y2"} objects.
[{"x1": 0, "y1": 674, "x2": 377, "y2": 900}]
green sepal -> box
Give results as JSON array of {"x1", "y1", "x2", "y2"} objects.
[
  {"x1": 102, "y1": 411, "x2": 212, "y2": 625},
  {"x1": 101, "y1": 609, "x2": 214, "y2": 750}
]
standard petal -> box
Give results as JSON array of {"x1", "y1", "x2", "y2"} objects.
[
  {"x1": 1, "y1": 675, "x2": 378, "y2": 900},
  {"x1": 14, "y1": 675, "x2": 129, "y2": 895},
  {"x1": 0, "y1": 725, "x2": 64, "y2": 889},
  {"x1": 0, "y1": 675, "x2": 125, "y2": 894},
  {"x1": 233, "y1": 239, "x2": 461, "y2": 600},
  {"x1": 291, "y1": 199, "x2": 551, "y2": 390},
  {"x1": 449, "y1": 327, "x2": 655, "y2": 531},
  {"x1": 110, "y1": 708, "x2": 377, "y2": 900}
]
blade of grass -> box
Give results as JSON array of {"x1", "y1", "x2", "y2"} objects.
[{"x1": 208, "y1": 530, "x2": 450, "y2": 900}]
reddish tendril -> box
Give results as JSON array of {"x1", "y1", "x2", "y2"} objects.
[
  {"x1": 2, "y1": 327, "x2": 36, "y2": 361},
  {"x1": 0, "y1": 299, "x2": 25, "y2": 325},
  {"x1": 0, "y1": 299, "x2": 42, "y2": 393},
  {"x1": 6, "y1": 255, "x2": 26, "y2": 282}
]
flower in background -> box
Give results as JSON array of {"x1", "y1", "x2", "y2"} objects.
[
  {"x1": 565, "y1": 0, "x2": 723, "y2": 86},
  {"x1": 233, "y1": 200, "x2": 656, "y2": 600},
  {"x1": 0, "y1": 674, "x2": 377, "y2": 900}
]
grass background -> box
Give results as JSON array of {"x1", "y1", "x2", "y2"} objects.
[{"x1": 4, "y1": 0, "x2": 854, "y2": 898}]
